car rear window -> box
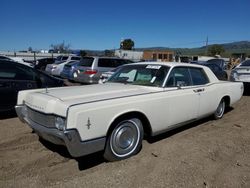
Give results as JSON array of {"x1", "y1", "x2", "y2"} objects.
[
  {"x1": 78, "y1": 57, "x2": 94, "y2": 67},
  {"x1": 189, "y1": 68, "x2": 209, "y2": 85},
  {"x1": 71, "y1": 56, "x2": 81, "y2": 60}
]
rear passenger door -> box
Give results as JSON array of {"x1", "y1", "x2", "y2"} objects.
[{"x1": 189, "y1": 67, "x2": 218, "y2": 117}]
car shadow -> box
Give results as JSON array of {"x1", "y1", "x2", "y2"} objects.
[
  {"x1": 39, "y1": 138, "x2": 105, "y2": 170},
  {"x1": 0, "y1": 110, "x2": 17, "y2": 120}
]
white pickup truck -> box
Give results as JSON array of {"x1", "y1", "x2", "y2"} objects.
[{"x1": 16, "y1": 62, "x2": 244, "y2": 161}]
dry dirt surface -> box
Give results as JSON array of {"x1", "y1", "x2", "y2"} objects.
[{"x1": 1, "y1": 94, "x2": 250, "y2": 188}]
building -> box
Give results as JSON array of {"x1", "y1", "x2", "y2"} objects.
[
  {"x1": 143, "y1": 50, "x2": 174, "y2": 62},
  {"x1": 115, "y1": 50, "x2": 143, "y2": 62}
]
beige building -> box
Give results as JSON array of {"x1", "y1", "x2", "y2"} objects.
[{"x1": 143, "y1": 50, "x2": 174, "y2": 62}]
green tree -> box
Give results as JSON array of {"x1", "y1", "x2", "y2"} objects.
[
  {"x1": 120, "y1": 39, "x2": 135, "y2": 50},
  {"x1": 50, "y1": 41, "x2": 70, "y2": 53},
  {"x1": 28, "y1": 47, "x2": 33, "y2": 52},
  {"x1": 80, "y1": 50, "x2": 87, "y2": 57},
  {"x1": 104, "y1": 50, "x2": 114, "y2": 57},
  {"x1": 208, "y1": 44, "x2": 225, "y2": 56}
]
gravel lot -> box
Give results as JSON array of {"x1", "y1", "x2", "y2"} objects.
[{"x1": 0, "y1": 91, "x2": 250, "y2": 188}]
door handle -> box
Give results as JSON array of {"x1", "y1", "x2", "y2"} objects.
[{"x1": 193, "y1": 88, "x2": 205, "y2": 93}]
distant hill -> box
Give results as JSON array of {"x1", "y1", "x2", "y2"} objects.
[{"x1": 134, "y1": 41, "x2": 250, "y2": 57}]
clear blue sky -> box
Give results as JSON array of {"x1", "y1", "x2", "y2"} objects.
[{"x1": 1, "y1": 0, "x2": 249, "y2": 51}]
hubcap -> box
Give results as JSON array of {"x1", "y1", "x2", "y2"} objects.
[
  {"x1": 216, "y1": 101, "x2": 225, "y2": 117},
  {"x1": 110, "y1": 120, "x2": 140, "y2": 157}
]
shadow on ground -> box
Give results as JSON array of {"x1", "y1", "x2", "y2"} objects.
[
  {"x1": 40, "y1": 138, "x2": 105, "y2": 171},
  {"x1": 0, "y1": 110, "x2": 17, "y2": 120}
]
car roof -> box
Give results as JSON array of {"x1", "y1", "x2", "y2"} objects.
[{"x1": 130, "y1": 61, "x2": 206, "y2": 68}]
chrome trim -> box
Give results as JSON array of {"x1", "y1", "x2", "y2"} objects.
[{"x1": 15, "y1": 105, "x2": 106, "y2": 157}]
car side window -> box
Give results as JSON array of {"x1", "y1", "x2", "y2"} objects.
[
  {"x1": 189, "y1": 68, "x2": 209, "y2": 85},
  {"x1": 98, "y1": 59, "x2": 116, "y2": 68},
  {"x1": 0, "y1": 62, "x2": 16, "y2": 79},
  {"x1": 0, "y1": 62, "x2": 35, "y2": 80},
  {"x1": 166, "y1": 67, "x2": 191, "y2": 87}
]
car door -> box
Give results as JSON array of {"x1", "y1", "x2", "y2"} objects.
[
  {"x1": 0, "y1": 61, "x2": 38, "y2": 111},
  {"x1": 163, "y1": 67, "x2": 200, "y2": 126},
  {"x1": 189, "y1": 67, "x2": 217, "y2": 117}
]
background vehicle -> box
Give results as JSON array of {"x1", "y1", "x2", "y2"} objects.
[
  {"x1": 34, "y1": 57, "x2": 55, "y2": 71},
  {"x1": 191, "y1": 61, "x2": 228, "y2": 80},
  {"x1": 60, "y1": 60, "x2": 80, "y2": 80},
  {"x1": 45, "y1": 55, "x2": 81, "y2": 76},
  {"x1": 0, "y1": 55, "x2": 33, "y2": 67},
  {"x1": 230, "y1": 59, "x2": 250, "y2": 88},
  {"x1": 73, "y1": 57, "x2": 134, "y2": 84},
  {"x1": 0, "y1": 60, "x2": 64, "y2": 112},
  {"x1": 206, "y1": 58, "x2": 226, "y2": 70}
]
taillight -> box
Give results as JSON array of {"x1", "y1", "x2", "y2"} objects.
[{"x1": 84, "y1": 70, "x2": 98, "y2": 75}]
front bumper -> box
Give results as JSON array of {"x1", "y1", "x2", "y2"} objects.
[{"x1": 15, "y1": 105, "x2": 106, "y2": 157}]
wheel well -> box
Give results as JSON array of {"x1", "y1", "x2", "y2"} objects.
[
  {"x1": 107, "y1": 111, "x2": 152, "y2": 139},
  {"x1": 222, "y1": 96, "x2": 230, "y2": 107}
]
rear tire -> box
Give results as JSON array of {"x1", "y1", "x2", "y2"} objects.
[
  {"x1": 104, "y1": 118, "x2": 143, "y2": 162},
  {"x1": 214, "y1": 99, "x2": 225, "y2": 119}
]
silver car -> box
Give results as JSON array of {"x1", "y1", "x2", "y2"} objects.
[
  {"x1": 73, "y1": 57, "x2": 134, "y2": 84},
  {"x1": 230, "y1": 59, "x2": 250, "y2": 88}
]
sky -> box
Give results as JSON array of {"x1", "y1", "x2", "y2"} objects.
[{"x1": 0, "y1": 0, "x2": 249, "y2": 51}]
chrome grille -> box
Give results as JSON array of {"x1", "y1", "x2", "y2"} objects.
[{"x1": 27, "y1": 107, "x2": 55, "y2": 128}]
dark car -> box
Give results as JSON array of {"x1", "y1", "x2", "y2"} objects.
[
  {"x1": 34, "y1": 57, "x2": 56, "y2": 71},
  {"x1": 206, "y1": 59, "x2": 226, "y2": 70},
  {"x1": 0, "y1": 60, "x2": 64, "y2": 112},
  {"x1": 190, "y1": 61, "x2": 228, "y2": 80}
]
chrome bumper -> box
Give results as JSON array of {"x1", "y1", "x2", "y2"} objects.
[{"x1": 15, "y1": 105, "x2": 106, "y2": 157}]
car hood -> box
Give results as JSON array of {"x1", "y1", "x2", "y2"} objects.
[{"x1": 22, "y1": 83, "x2": 162, "y2": 116}]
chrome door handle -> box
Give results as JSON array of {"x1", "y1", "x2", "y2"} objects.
[{"x1": 193, "y1": 88, "x2": 205, "y2": 93}]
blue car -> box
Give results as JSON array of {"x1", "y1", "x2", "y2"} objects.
[{"x1": 60, "y1": 60, "x2": 80, "y2": 80}]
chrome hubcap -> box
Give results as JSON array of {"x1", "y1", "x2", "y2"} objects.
[
  {"x1": 216, "y1": 101, "x2": 225, "y2": 117},
  {"x1": 110, "y1": 120, "x2": 140, "y2": 157}
]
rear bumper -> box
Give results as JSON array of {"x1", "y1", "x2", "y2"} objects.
[{"x1": 15, "y1": 105, "x2": 106, "y2": 157}]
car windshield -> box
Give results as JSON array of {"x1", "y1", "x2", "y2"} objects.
[
  {"x1": 108, "y1": 64, "x2": 169, "y2": 87},
  {"x1": 240, "y1": 60, "x2": 250, "y2": 67}
]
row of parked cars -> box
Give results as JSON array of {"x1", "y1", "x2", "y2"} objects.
[
  {"x1": 41, "y1": 55, "x2": 134, "y2": 84},
  {"x1": 1, "y1": 54, "x2": 250, "y2": 113}
]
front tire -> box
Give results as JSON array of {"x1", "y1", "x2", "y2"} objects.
[
  {"x1": 104, "y1": 118, "x2": 144, "y2": 162},
  {"x1": 214, "y1": 99, "x2": 225, "y2": 119}
]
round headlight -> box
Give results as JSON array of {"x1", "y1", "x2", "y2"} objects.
[{"x1": 55, "y1": 117, "x2": 65, "y2": 131}]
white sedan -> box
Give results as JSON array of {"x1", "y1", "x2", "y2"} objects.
[{"x1": 15, "y1": 62, "x2": 243, "y2": 161}]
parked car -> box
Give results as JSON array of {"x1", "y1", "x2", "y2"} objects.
[
  {"x1": 73, "y1": 57, "x2": 134, "y2": 84},
  {"x1": 0, "y1": 55, "x2": 33, "y2": 67},
  {"x1": 60, "y1": 60, "x2": 81, "y2": 80},
  {"x1": 45, "y1": 55, "x2": 81, "y2": 76},
  {"x1": 16, "y1": 62, "x2": 243, "y2": 161},
  {"x1": 230, "y1": 59, "x2": 250, "y2": 88},
  {"x1": 190, "y1": 61, "x2": 228, "y2": 80},
  {"x1": 0, "y1": 60, "x2": 64, "y2": 112},
  {"x1": 34, "y1": 57, "x2": 56, "y2": 71},
  {"x1": 206, "y1": 58, "x2": 226, "y2": 70}
]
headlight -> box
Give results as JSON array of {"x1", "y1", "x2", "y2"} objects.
[{"x1": 55, "y1": 117, "x2": 66, "y2": 131}]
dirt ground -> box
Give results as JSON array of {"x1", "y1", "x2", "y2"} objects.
[{"x1": 0, "y1": 92, "x2": 250, "y2": 188}]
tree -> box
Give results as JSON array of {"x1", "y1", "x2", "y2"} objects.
[
  {"x1": 50, "y1": 41, "x2": 70, "y2": 53},
  {"x1": 28, "y1": 47, "x2": 33, "y2": 52},
  {"x1": 104, "y1": 50, "x2": 114, "y2": 57},
  {"x1": 80, "y1": 50, "x2": 87, "y2": 57},
  {"x1": 208, "y1": 44, "x2": 225, "y2": 56},
  {"x1": 120, "y1": 39, "x2": 134, "y2": 50}
]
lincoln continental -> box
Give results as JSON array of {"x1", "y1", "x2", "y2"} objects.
[{"x1": 15, "y1": 62, "x2": 243, "y2": 161}]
